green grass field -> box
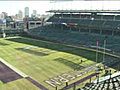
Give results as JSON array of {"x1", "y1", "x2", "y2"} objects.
[{"x1": 0, "y1": 36, "x2": 115, "y2": 90}]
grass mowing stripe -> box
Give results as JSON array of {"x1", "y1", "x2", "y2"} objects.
[{"x1": 0, "y1": 37, "x2": 117, "y2": 90}]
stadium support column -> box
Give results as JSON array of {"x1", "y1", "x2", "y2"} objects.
[
  {"x1": 112, "y1": 29, "x2": 114, "y2": 36},
  {"x1": 66, "y1": 82, "x2": 68, "y2": 87},
  {"x1": 100, "y1": 21, "x2": 106, "y2": 35},
  {"x1": 100, "y1": 29, "x2": 102, "y2": 35},
  {"x1": 97, "y1": 74, "x2": 99, "y2": 84},
  {"x1": 101, "y1": 15, "x2": 103, "y2": 20},
  {"x1": 89, "y1": 77, "x2": 91, "y2": 83},
  {"x1": 79, "y1": 13, "x2": 81, "y2": 19},
  {"x1": 35, "y1": 22, "x2": 37, "y2": 28},
  {"x1": 109, "y1": 70, "x2": 112, "y2": 79},
  {"x1": 70, "y1": 26, "x2": 71, "y2": 31},
  {"x1": 89, "y1": 20, "x2": 93, "y2": 33},
  {"x1": 113, "y1": 15, "x2": 116, "y2": 21},
  {"x1": 14, "y1": 22, "x2": 16, "y2": 28}
]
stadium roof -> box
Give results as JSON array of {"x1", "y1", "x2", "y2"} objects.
[{"x1": 47, "y1": 10, "x2": 120, "y2": 14}]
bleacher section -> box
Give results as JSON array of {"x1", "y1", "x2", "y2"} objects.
[
  {"x1": 28, "y1": 24, "x2": 120, "y2": 54},
  {"x1": 0, "y1": 29, "x2": 24, "y2": 37},
  {"x1": 79, "y1": 71, "x2": 120, "y2": 90},
  {"x1": 47, "y1": 13, "x2": 120, "y2": 35},
  {"x1": 52, "y1": 14, "x2": 116, "y2": 20}
]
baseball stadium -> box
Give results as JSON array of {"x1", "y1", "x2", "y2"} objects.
[{"x1": 0, "y1": 1, "x2": 120, "y2": 90}]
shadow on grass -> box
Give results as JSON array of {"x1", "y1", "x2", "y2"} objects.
[
  {"x1": 5, "y1": 37, "x2": 120, "y2": 70},
  {"x1": 0, "y1": 42, "x2": 9, "y2": 46},
  {"x1": 16, "y1": 48, "x2": 48, "y2": 56},
  {"x1": 7, "y1": 37, "x2": 119, "y2": 67},
  {"x1": 54, "y1": 58, "x2": 84, "y2": 70},
  {"x1": 6, "y1": 37, "x2": 102, "y2": 62}
]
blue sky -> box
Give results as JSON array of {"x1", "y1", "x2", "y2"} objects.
[{"x1": 0, "y1": 1, "x2": 120, "y2": 16}]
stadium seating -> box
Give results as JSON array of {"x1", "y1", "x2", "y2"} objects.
[
  {"x1": 89, "y1": 20, "x2": 105, "y2": 27},
  {"x1": 49, "y1": 14, "x2": 116, "y2": 20},
  {"x1": 103, "y1": 21, "x2": 120, "y2": 30},
  {"x1": 94, "y1": 15, "x2": 102, "y2": 20},
  {"x1": 0, "y1": 29, "x2": 24, "y2": 37},
  {"x1": 28, "y1": 13, "x2": 120, "y2": 56},
  {"x1": 54, "y1": 14, "x2": 91, "y2": 19},
  {"x1": 103, "y1": 15, "x2": 114, "y2": 20},
  {"x1": 115, "y1": 15, "x2": 120, "y2": 20},
  {"x1": 47, "y1": 14, "x2": 120, "y2": 33},
  {"x1": 63, "y1": 14, "x2": 71, "y2": 18},
  {"x1": 78, "y1": 73, "x2": 120, "y2": 90},
  {"x1": 28, "y1": 24, "x2": 120, "y2": 54}
]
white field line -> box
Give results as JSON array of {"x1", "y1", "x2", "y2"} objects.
[{"x1": 0, "y1": 57, "x2": 28, "y2": 78}]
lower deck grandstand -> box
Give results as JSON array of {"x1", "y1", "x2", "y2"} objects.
[{"x1": 27, "y1": 24, "x2": 120, "y2": 55}]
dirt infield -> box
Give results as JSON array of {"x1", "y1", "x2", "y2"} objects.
[
  {"x1": 26, "y1": 77, "x2": 48, "y2": 90},
  {"x1": 0, "y1": 61, "x2": 22, "y2": 83}
]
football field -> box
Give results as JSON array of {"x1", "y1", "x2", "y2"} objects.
[{"x1": 0, "y1": 36, "x2": 105, "y2": 90}]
